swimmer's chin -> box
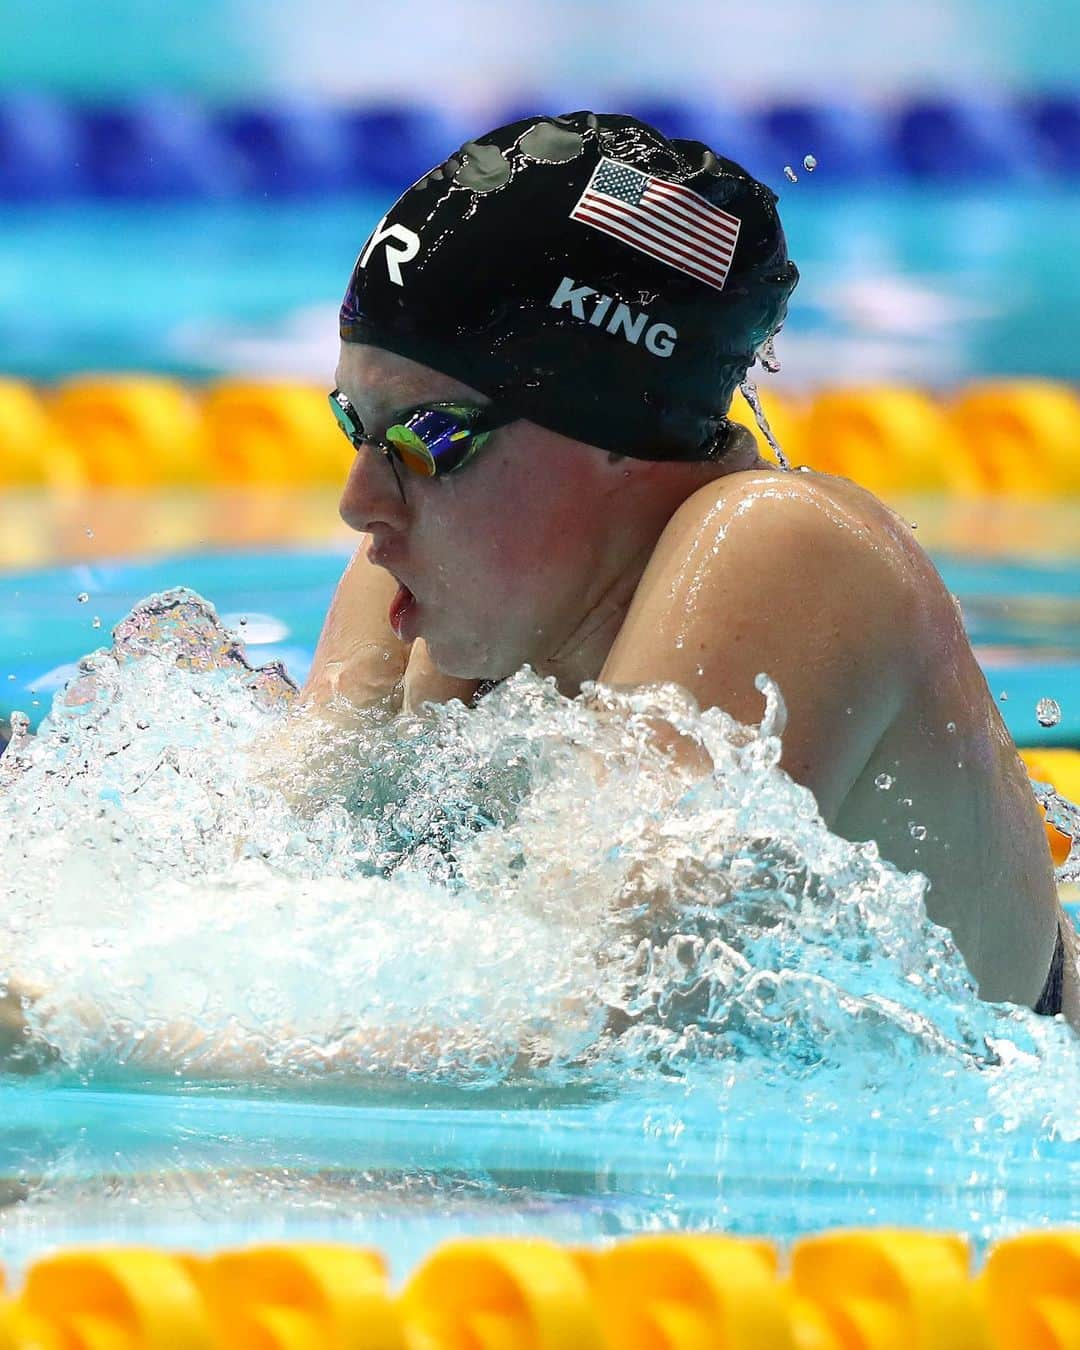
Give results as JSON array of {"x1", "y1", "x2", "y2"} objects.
[{"x1": 418, "y1": 634, "x2": 504, "y2": 683}]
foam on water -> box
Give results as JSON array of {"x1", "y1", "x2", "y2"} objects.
[{"x1": 1, "y1": 589, "x2": 1077, "y2": 1143}]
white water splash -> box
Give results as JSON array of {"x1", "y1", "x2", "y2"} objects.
[
  {"x1": 1036, "y1": 696, "x2": 1062, "y2": 729},
  {"x1": 738, "y1": 378, "x2": 790, "y2": 470},
  {"x1": 0, "y1": 589, "x2": 1077, "y2": 1140}
]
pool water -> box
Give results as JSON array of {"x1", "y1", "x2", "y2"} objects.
[
  {"x1": 0, "y1": 1067, "x2": 1075, "y2": 1281},
  {"x1": 0, "y1": 562, "x2": 1077, "y2": 1280}
]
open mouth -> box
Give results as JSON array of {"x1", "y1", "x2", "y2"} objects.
[{"x1": 388, "y1": 583, "x2": 418, "y2": 641}]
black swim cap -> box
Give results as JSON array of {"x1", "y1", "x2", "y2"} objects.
[{"x1": 340, "y1": 110, "x2": 798, "y2": 462}]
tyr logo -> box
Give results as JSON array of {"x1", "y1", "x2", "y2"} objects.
[{"x1": 355, "y1": 216, "x2": 421, "y2": 287}]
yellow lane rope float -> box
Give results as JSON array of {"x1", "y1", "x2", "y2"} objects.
[
  {"x1": 0, "y1": 377, "x2": 1077, "y2": 494},
  {"x1": 0, "y1": 1230, "x2": 1078, "y2": 1348}
]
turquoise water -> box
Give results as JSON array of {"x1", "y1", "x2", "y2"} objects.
[
  {"x1": 0, "y1": 1071, "x2": 1076, "y2": 1280},
  {"x1": 0, "y1": 574, "x2": 1077, "y2": 1278},
  {"x1": 3, "y1": 188, "x2": 1080, "y2": 385}
]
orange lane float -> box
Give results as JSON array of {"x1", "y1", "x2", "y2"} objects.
[
  {"x1": 1020, "y1": 748, "x2": 1080, "y2": 866},
  {"x1": 200, "y1": 382, "x2": 353, "y2": 487},
  {"x1": 48, "y1": 376, "x2": 211, "y2": 488},
  {"x1": 0, "y1": 376, "x2": 1078, "y2": 495},
  {"x1": 0, "y1": 1232, "x2": 1077, "y2": 1348},
  {"x1": 948, "y1": 380, "x2": 1080, "y2": 498}
]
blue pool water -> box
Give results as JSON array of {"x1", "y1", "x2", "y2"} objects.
[{"x1": 0, "y1": 1065, "x2": 1075, "y2": 1280}]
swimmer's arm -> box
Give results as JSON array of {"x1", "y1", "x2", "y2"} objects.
[
  {"x1": 302, "y1": 541, "x2": 412, "y2": 711},
  {"x1": 250, "y1": 546, "x2": 478, "y2": 806},
  {"x1": 5, "y1": 993, "x2": 550, "y2": 1084},
  {"x1": 598, "y1": 483, "x2": 912, "y2": 823},
  {"x1": 0, "y1": 978, "x2": 57, "y2": 1074},
  {"x1": 301, "y1": 545, "x2": 479, "y2": 716},
  {"x1": 240, "y1": 544, "x2": 406, "y2": 804}
]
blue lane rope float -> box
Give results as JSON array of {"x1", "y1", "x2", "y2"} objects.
[{"x1": 1, "y1": 94, "x2": 1080, "y2": 200}]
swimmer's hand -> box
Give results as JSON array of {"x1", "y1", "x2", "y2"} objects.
[
  {"x1": 0, "y1": 978, "x2": 57, "y2": 1075},
  {"x1": 54, "y1": 1016, "x2": 563, "y2": 1085},
  {"x1": 245, "y1": 693, "x2": 396, "y2": 817},
  {"x1": 0, "y1": 978, "x2": 599, "y2": 1084}
]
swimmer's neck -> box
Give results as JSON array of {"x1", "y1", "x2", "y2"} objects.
[
  {"x1": 538, "y1": 540, "x2": 655, "y2": 697},
  {"x1": 538, "y1": 431, "x2": 777, "y2": 697}
]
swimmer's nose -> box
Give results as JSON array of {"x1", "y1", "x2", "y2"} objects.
[{"x1": 338, "y1": 445, "x2": 409, "y2": 534}]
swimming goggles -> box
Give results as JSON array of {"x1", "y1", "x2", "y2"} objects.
[{"x1": 328, "y1": 390, "x2": 517, "y2": 492}]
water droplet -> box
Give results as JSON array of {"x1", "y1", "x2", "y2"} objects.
[
  {"x1": 85, "y1": 527, "x2": 94, "y2": 538},
  {"x1": 76, "y1": 592, "x2": 89, "y2": 604},
  {"x1": 755, "y1": 334, "x2": 781, "y2": 374},
  {"x1": 910, "y1": 521, "x2": 918, "y2": 530},
  {"x1": 803, "y1": 154, "x2": 817, "y2": 173},
  {"x1": 91, "y1": 616, "x2": 101, "y2": 629},
  {"x1": 874, "y1": 772, "x2": 894, "y2": 790},
  {"x1": 135, "y1": 718, "x2": 150, "y2": 730},
  {"x1": 909, "y1": 823, "x2": 927, "y2": 841},
  {"x1": 6, "y1": 674, "x2": 14, "y2": 682},
  {"x1": 783, "y1": 165, "x2": 798, "y2": 182},
  {"x1": 945, "y1": 721, "x2": 956, "y2": 734},
  {"x1": 239, "y1": 616, "x2": 248, "y2": 626},
  {"x1": 999, "y1": 691, "x2": 1008, "y2": 702},
  {"x1": 900, "y1": 797, "x2": 912, "y2": 808},
  {"x1": 738, "y1": 378, "x2": 790, "y2": 469},
  {"x1": 1036, "y1": 697, "x2": 1061, "y2": 728}
]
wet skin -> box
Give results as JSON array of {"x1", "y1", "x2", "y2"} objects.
[{"x1": 306, "y1": 343, "x2": 1076, "y2": 1028}]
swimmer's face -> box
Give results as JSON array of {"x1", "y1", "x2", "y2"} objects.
[{"x1": 334, "y1": 342, "x2": 637, "y2": 681}]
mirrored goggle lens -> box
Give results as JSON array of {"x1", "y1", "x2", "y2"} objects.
[
  {"x1": 386, "y1": 408, "x2": 479, "y2": 477},
  {"x1": 385, "y1": 423, "x2": 437, "y2": 477},
  {"x1": 329, "y1": 393, "x2": 362, "y2": 444}
]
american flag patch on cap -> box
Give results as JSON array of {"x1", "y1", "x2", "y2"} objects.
[{"x1": 570, "y1": 157, "x2": 741, "y2": 292}]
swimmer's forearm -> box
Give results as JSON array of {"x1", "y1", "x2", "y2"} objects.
[
  {"x1": 8, "y1": 981, "x2": 587, "y2": 1082},
  {"x1": 0, "y1": 978, "x2": 57, "y2": 1075},
  {"x1": 70, "y1": 1018, "x2": 541, "y2": 1083},
  {"x1": 303, "y1": 546, "x2": 410, "y2": 709},
  {"x1": 0, "y1": 984, "x2": 29, "y2": 1065}
]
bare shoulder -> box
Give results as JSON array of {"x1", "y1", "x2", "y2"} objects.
[
  {"x1": 666, "y1": 466, "x2": 915, "y2": 555},
  {"x1": 649, "y1": 467, "x2": 926, "y2": 623},
  {"x1": 605, "y1": 468, "x2": 931, "y2": 819}
]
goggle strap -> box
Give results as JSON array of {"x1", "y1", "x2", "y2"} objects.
[{"x1": 387, "y1": 447, "x2": 407, "y2": 503}]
